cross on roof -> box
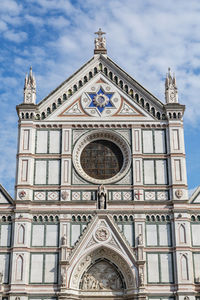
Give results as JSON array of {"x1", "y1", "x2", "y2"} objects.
[{"x1": 94, "y1": 28, "x2": 106, "y2": 38}]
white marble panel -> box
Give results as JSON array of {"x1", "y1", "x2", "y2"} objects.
[
  {"x1": 71, "y1": 224, "x2": 81, "y2": 245},
  {"x1": 172, "y1": 129, "x2": 180, "y2": 150},
  {"x1": 32, "y1": 225, "x2": 44, "y2": 246},
  {"x1": 48, "y1": 160, "x2": 60, "y2": 184},
  {"x1": 36, "y1": 130, "x2": 48, "y2": 153},
  {"x1": 174, "y1": 159, "x2": 182, "y2": 181},
  {"x1": 144, "y1": 160, "x2": 155, "y2": 184},
  {"x1": 159, "y1": 224, "x2": 171, "y2": 246},
  {"x1": 192, "y1": 224, "x2": 200, "y2": 245},
  {"x1": 49, "y1": 130, "x2": 60, "y2": 153},
  {"x1": 44, "y1": 254, "x2": 57, "y2": 283},
  {"x1": 35, "y1": 160, "x2": 47, "y2": 184},
  {"x1": 30, "y1": 254, "x2": 43, "y2": 283},
  {"x1": 160, "y1": 253, "x2": 173, "y2": 282},
  {"x1": 21, "y1": 159, "x2": 28, "y2": 182},
  {"x1": 0, "y1": 254, "x2": 9, "y2": 283},
  {"x1": 143, "y1": 130, "x2": 153, "y2": 153},
  {"x1": 154, "y1": 130, "x2": 166, "y2": 153},
  {"x1": 123, "y1": 224, "x2": 134, "y2": 246},
  {"x1": 146, "y1": 224, "x2": 157, "y2": 246},
  {"x1": 147, "y1": 254, "x2": 159, "y2": 282},
  {"x1": 193, "y1": 253, "x2": 200, "y2": 281},
  {"x1": 0, "y1": 224, "x2": 11, "y2": 246},
  {"x1": 46, "y1": 225, "x2": 58, "y2": 246},
  {"x1": 156, "y1": 160, "x2": 167, "y2": 184},
  {"x1": 23, "y1": 129, "x2": 30, "y2": 150}
]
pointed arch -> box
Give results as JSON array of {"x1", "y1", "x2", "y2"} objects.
[
  {"x1": 16, "y1": 255, "x2": 23, "y2": 281},
  {"x1": 179, "y1": 224, "x2": 186, "y2": 244},
  {"x1": 181, "y1": 254, "x2": 189, "y2": 280},
  {"x1": 18, "y1": 224, "x2": 25, "y2": 244}
]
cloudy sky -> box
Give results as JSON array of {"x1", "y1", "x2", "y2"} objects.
[{"x1": 0, "y1": 0, "x2": 199, "y2": 196}]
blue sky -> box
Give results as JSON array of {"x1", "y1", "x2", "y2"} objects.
[{"x1": 0, "y1": 0, "x2": 199, "y2": 196}]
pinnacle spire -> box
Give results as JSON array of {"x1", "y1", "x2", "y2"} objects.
[
  {"x1": 23, "y1": 66, "x2": 36, "y2": 104},
  {"x1": 94, "y1": 28, "x2": 107, "y2": 55},
  {"x1": 165, "y1": 67, "x2": 178, "y2": 104}
]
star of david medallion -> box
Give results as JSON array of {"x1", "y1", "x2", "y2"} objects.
[
  {"x1": 88, "y1": 87, "x2": 114, "y2": 113},
  {"x1": 81, "y1": 82, "x2": 121, "y2": 117},
  {"x1": 93, "y1": 93, "x2": 109, "y2": 107}
]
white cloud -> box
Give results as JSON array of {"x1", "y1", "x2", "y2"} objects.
[
  {"x1": 0, "y1": 0, "x2": 22, "y2": 16},
  {"x1": 3, "y1": 30, "x2": 27, "y2": 43}
]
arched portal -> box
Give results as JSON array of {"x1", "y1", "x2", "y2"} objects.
[{"x1": 68, "y1": 246, "x2": 137, "y2": 299}]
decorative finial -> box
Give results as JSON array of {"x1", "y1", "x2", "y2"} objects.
[
  {"x1": 23, "y1": 66, "x2": 36, "y2": 104},
  {"x1": 94, "y1": 28, "x2": 107, "y2": 55},
  {"x1": 165, "y1": 67, "x2": 178, "y2": 104}
]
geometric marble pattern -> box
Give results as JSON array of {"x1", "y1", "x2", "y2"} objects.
[
  {"x1": 145, "y1": 191, "x2": 156, "y2": 201},
  {"x1": 47, "y1": 191, "x2": 59, "y2": 201},
  {"x1": 72, "y1": 191, "x2": 81, "y2": 201},
  {"x1": 34, "y1": 191, "x2": 46, "y2": 201}
]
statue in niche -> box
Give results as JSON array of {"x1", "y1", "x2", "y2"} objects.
[
  {"x1": 139, "y1": 271, "x2": 144, "y2": 286},
  {"x1": 62, "y1": 234, "x2": 67, "y2": 245},
  {"x1": 97, "y1": 185, "x2": 107, "y2": 209},
  {"x1": 61, "y1": 272, "x2": 66, "y2": 287},
  {"x1": 138, "y1": 233, "x2": 143, "y2": 245}
]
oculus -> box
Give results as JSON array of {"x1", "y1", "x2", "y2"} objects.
[
  {"x1": 73, "y1": 130, "x2": 131, "y2": 184},
  {"x1": 80, "y1": 140, "x2": 123, "y2": 180}
]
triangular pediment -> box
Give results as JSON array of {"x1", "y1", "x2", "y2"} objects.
[
  {"x1": 36, "y1": 55, "x2": 165, "y2": 122},
  {"x1": 65, "y1": 213, "x2": 138, "y2": 290},
  {"x1": 44, "y1": 74, "x2": 157, "y2": 122},
  {"x1": 189, "y1": 186, "x2": 200, "y2": 203},
  {"x1": 67, "y1": 213, "x2": 137, "y2": 264},
  {"x1": 0, "y1": 185, "x2": 14, "y2": 205}
]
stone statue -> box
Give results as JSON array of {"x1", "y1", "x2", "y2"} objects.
[
  {"x1": 97, "y1": 185, "x2": 107, "y2": 209},
  {"x1": 94, "y1": 28, "x2": 106, "y2": 50},
  {"x1": 139, "y1": 269, "x2": 144, "y2": 286},
  {"x1": 138, "y1": 233, "x2": 143, "y2": 245},
  {"x1": 61, "y1": 272, "x2": 66, "y2": 287},
  {"x1": 62, "y1": 234, "x2": 67, "y2": 245}
]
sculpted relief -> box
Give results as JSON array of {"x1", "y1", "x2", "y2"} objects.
[{"x1": 81, "y1": 260, "x2": 124, "y2": 291}]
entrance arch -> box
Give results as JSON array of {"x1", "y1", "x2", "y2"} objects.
[{"x1": 68, "y1": 246, "x2": 137, "y2": 298}]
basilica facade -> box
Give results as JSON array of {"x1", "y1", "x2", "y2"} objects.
[{"x1": 0, "y1": 30, "x2": 200, "y2": 300}]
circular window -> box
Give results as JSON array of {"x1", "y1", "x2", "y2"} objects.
[
  {"x1": 73, "y1": 130, "x2": 131, "y2": 184},
  {"x1": 80, "y1": 140, "x2": 123, "y2": 180}
]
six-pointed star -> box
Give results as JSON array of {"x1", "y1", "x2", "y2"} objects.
[{"x1": 88, "y1": 87, "x2": 114, "y2": 113}]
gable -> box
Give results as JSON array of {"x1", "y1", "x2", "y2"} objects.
[
  {"x1": 44, "y1": 73, "x2": 156, "y2": 122},
  {"x1": 36, "y1": 55, "x2": 165, "y2": 122},
  {"x1": 0, "y1": 185, "x2": 14, "y2": 205},
  {"x1": 190, "y1": 186, "x2": 200, "y2": 203}
]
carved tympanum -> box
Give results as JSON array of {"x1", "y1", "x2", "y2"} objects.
[{"x1": 81, "y1": 260, "x2": 124, "y2": 290}]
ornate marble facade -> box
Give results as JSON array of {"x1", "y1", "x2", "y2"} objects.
[{"x1": 0, "y1": 30, "x2": 200, "y2": 300}]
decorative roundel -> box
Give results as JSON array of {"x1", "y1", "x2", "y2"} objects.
[
  {"x1": 73, "y1": 130, "x2": 131, "y2": 184},
  {"x1": 95, "y1": 227, "x2": 110, "y2": 242},
  {"x1": 81, "y1": 83, "x2": 121, "y2": 117}
]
